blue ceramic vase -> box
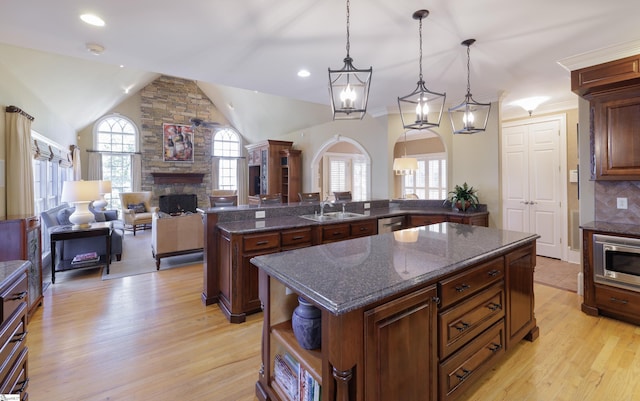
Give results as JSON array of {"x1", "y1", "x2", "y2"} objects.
[{"x1": 292, "y1": 296, "x2": 321, "y2": 350}]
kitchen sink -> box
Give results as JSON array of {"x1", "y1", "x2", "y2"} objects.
[{"x1": 299, "y1": 211, "x2": 365, "y2": 222}]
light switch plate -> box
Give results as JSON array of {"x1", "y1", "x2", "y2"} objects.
[
  {"x1": 255, "y1": 210, "x2": 266, "y2": 219},
  {"x1": 617, "y1": 197, "x2": 628, "y2": 209},
  {"x1": 364, "y1": 203, "x2": 370, "y2": 209}
]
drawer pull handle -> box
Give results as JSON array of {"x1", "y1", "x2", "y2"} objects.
[
  {"x1": 10, "y1": 291, "x2": 27, "y2": 301},
  {"x1": 455, "y1": 368, "x2": 471, "y2": 381},
  {"x1": 610, "y1": 297, "x2": 629, "y2": 305},
  {"x1": 488, "y1": 269, "x2": 501, "y2": 277},
  {"x1": 332, "y1": 232, "x2": 343, "y2": 236},
  {"x1": 455, "y1": 284, "x2": 471, "y2": 292},
  {"x1": 359, "y1": 227, "x2": 368, "y2": 231},
  {"x1": 292, "y1": 236, "x2": 304, "y2": 240},
  {"x1": 10, "y1": 331, "x2": 27, "y2": 343},
  {"x1": 256, "y1": 241, "x2": 269, "y2": 246},
  {"x1": 488, "y1": 343, "x2": 502, "y2": 353},
  {"x1": 455, "y1": 321, "x2": 470, "y2": 332},
  {"x1": 431, "y1": 296, "x2": 441, "y2": 305},
  {"x1": 16, "y1": 378, "x2": 29, "y2": 393},
  {"x1": 487, "y1": 302, "x2": 502, "y2": 311}
]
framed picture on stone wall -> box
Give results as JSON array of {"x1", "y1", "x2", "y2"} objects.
[{"x1": 163, "y1": 123, "x2": 194, "y2": 162}]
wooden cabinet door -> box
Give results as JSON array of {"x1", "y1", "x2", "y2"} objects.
[
  {"x1": 364, "y1": 285, "x2": 438, "y2": 401},
  {"x1": 504, "y1": 243, "x2": 538, "y2": 349},
  {"x1": 594, "y1": 90, "x2": 640, "y2": 180}
]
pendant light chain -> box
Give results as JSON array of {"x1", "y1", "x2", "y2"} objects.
[
  {"x1": 345, "y1": 0, "x2": 350, "y2": 58},
  {"x1": 466, "y1": 44, "x2": 471, "y2": 96},
  {"x1": 418, "y1": 16, "x2": 423, "y2": 82}
]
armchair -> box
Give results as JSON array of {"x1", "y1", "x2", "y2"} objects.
[
  {"x1": 120, "y1": 191, "x2": 158, "y2": 235},
  {"x1": 151, "y1": 212, "x2": 204, "y2": 269}
]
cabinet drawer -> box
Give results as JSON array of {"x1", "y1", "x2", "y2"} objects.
[
  {"x1": 1, "y1": 274, "x2": 28, "y2": 324},
  {"x1": 439, "y1": 284, "x2": 505, "y2": 359},
  {"x1": 0, "y1": 346, "x2": 27, "y2": 396},
  {"x1": 281, "y1": 227, "x2": 312, "y2": 249},
  {"x1": 321, "y1": 223, "x2": 350, "y2": 243},
  {"x1": 410, "y1": 215, "x2": 446, "y2": 227},
  {"x1": 243, "y1": 232, "x2": 281, "y2": 252},
  {"x1": 595, "y1": 284, "x2": 640, "y2": 318},
  {"x1": 0, "y1": 303, "x2": 27, "y2": 376},
  {"x1": 350, "y1": 220, "x2": 377, "y2": 238},
  {"x1": 439, "y1": 320, "x2": 505, "y2": 401},
  {"x1": 439, "y1": 258, "x2": 504, "y2": 309}
]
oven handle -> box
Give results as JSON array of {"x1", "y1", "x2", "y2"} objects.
[{"x1": 602, "y1": 243, "x2": 640, "y2": 254}]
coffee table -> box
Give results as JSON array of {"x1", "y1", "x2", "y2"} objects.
[{"x1": 50, "y1": 221, "x2": 112, "y2": 283}]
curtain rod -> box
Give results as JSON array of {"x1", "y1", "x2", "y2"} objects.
[
  {"x1": 87, "y1": 149, "x2": 142, "y2": 155},
  {"x1": 5, "y1": 105, "x2": 34, "y2": 121}
]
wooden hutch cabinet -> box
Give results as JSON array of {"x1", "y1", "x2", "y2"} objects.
[
  {"x1": 0, "y1": 216, "x2": 43, "y2": 322},
  {"x1": 246, "y1": 140, "x2": 301, "y2": 203},
  {"x1": 571, "y1": 54, "x2": 640, "y2": 180}
]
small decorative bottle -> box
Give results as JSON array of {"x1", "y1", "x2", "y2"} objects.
[{"x1": 292, "y1": 296, "x2": 322, "y2": 350}]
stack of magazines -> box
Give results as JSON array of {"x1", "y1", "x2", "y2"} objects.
[{"x1": 71, "y1": 251, "x2": 99, "y2": 266}]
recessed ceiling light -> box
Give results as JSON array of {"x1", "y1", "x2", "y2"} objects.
[
  {"x1": 80, "y1": 13, "x2": 105, "y2": 27},
  {"x1": 297, "y1": 69, "x2": 311, "y2": 78}
]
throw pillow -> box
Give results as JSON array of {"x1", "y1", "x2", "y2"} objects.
[
  {"x1": 56, "y1": 207, "x2": 75, "y2": 225},
  {"x1": 127, "y1": 203, "x2": 147, "y2": 213},
  {"x1": 93, "y1": 211, "x2": 106, "y2": 222}
]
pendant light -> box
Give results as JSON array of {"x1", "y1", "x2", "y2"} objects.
[
  {"x1": 393, "y1": 130, "x2": 418, "y2": 176},
  {"x1": 397, "y1": 10, "x2": 446, "y2": 130},
  {"x1": 449, "y1": 39, "x2": 491, "y2": 134},
  {"x1": 328, "y1": 0, "x2": 372, "y2": 120}
]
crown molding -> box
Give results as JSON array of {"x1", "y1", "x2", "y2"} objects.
[{"x1": 557, "y1": 39, "x2": 640, "y2": 72}]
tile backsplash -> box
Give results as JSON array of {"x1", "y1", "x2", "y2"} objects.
[{"x1": 595, "y1": 181, "x2": 640, "y2": 224}]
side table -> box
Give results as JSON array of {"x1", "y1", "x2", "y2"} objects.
[{"x1": 50, "y1": 222, "x2": 112, "y2": 283}]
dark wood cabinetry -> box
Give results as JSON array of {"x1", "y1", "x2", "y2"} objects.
[
  {"x1": 0, "y1": 216, "x2": 43, "y2": 321},
  {"x1": 247, "y1": 140, "x2": 301, "y2": 203},
  {"x1": 505, "y1": 243, "x2": 538, "y2": 348},
  {"x1": 409, "y1": 213, "x2": 488, "y2": 228},
  {"x1": 572, "y1": 54, "x2": 640, "y2": 180},
  {"x1": 0, "y1": 261, "x2": 30, "y2": 399}
]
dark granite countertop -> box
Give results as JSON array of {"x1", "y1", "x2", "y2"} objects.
[
  {"x1": 251, "y1": 223, "x2": 538, "y2": 315},
  {"x1": 216, "y1": 206, "x2": 488, "y2": 235},
  {"x1": 0, "y1": 260, "x2": 30, "y2": 284},
  {"x1": 581, "y1": 221, "x2": 640, "y2": 237}
]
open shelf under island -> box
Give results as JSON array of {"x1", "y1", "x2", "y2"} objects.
[{"x1": 251, "y1": 223, "x2": 539, "y2": 401}]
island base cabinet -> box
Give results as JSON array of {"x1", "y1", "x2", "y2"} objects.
[
  {"x1": 505, "y1": 243, "x2": 538, "y2": 349},
  {"x1": 364, "y1": 285, "x2": 438, "y2": 401}
]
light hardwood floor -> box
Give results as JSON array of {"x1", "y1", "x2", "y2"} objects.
[{"x1": 28, "y1": 234, "x2": 640, "y2": 401}]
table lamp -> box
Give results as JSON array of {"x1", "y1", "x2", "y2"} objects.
[
  {"x1": 93, "y1": 180, "x2": 112, "y2": 211},
  {"x1": 60, "y1": 180, "x2": 100, "y2": 228}
]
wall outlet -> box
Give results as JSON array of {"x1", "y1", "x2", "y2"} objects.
[
  {"x1": 364, "y1": 202, "x2": 370, "y2": 209},
  {"x1": 255, "y1": 210, "x2": 266, "y2": 219},
  {"x1": 617, "y1": 197, "x2": 628, "y2": 209}
]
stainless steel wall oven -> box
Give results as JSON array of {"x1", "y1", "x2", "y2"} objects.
[{"x1": 594, "y1": 233, "x2": 640, "y2": 291}]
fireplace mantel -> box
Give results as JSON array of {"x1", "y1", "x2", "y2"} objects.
[{"x1": 151, "y1": 172, "x2": 205, "y2": 184}]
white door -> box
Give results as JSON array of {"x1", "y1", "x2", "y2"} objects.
[{"x1": 502, "y1": 118, "x2": 564, "y2": 259}]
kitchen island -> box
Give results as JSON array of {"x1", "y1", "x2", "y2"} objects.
[{"x1": 251, "y1": 223, "x2": 539, "y2": 401}]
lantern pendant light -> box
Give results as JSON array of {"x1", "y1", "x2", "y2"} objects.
[
  {"x1": 449, "y1": 39, "x2": 491, "y2": 134},
  {"x1": 397, "y1": 10, "x2": 446, "y2": 130},
  {"x1": 328, "y1": 0, "x2": 372, "y2": 120},
  {"x1": 393, "y1": 130, "x2": 418, "y2": 175}
]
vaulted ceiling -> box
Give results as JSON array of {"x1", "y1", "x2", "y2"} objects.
[{"x1": 1, "y1": 0, "x2": 639, "y2": 137}]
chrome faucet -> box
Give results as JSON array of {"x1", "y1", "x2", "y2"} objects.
[{"x1": 320, "y1": 198, "x2": 332, "y2": 217}]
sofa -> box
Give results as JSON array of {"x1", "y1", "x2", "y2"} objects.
[
  {"x1": 151, "y1": 212, "x2": 204, "y2": 269},
  {"x1": 40, "y1": 203, "x2": 124, "y2": 266},
  {"x1": 120, "y1": 191, "x2": 158, "y2": 235}
]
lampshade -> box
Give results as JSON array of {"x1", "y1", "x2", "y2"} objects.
[
  {"x1": 61, "y1": 180, "x2": 100, "y2": 228},
  {"x1": 393, "y1": 157, "x2": 418, "y2": 175},
  {"x1": 394, "y1": 228, "x2": 420, "y2": 243},
  {"x1": 449, "y1": 39, "x2": 491, "y2": 135},
  {"x1": 328, "y1": 0, "x2": 372, "y2": 120},
  {"x1": 397, "y1": 10, "x2": 446, "y2": 130}
]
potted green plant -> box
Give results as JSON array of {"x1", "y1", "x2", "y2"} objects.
[{"x1": 445, "y1": 182, "x2": 479, "y2": 212}]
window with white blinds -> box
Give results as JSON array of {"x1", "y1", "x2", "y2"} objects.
[
  {"x1": 323, "y1": 154, "x2": 369, "y2": 200},
  {"x1": 402, "y1": 153, "x2": 447, "y2": 199}
]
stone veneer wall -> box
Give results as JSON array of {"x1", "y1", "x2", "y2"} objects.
[
  {"x1": 140, "y1": 76, "x2": 224, "y2": 209},
  {"x1": 595, "y1": 181, "x2": 640, "y2": 225}
]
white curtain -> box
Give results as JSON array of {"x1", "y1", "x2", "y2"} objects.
[
  {"x1": 5, "y1": 106, "x2": 34, "y2": 216},
  {"x1": 131, "y1": 153, "x2": 142, "y2": 191},
  {"x1": 87, "y1": 152, "x2": 102, "y2": 180},
  {"x1": 211, "y1": 156, "x2": 220, "y2": 190},
  {"x1": 236, "y1": 158, "x2": 247, "y2": 205},
  {"x1": 72, "y1": 145, "x2": 82, "y2": 180}
]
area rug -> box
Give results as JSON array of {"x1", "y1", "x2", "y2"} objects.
[
  {"x1": 534, "y1": 256, "x2": 581, "y2": 293},
  {"x1": 101, "y1": 230, "x2": 203, "y2": 280}
]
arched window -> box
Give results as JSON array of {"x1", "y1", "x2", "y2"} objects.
[
  {"x1": 212, "y1": 128, "x2": 241, "y2": 190},
  {"x1": 94, "y1": 114, "x2": 139, "y2": 209}
]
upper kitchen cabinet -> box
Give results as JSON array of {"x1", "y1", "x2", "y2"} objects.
[{"x1": 572, "y1": 54, "x2": 640, "y2": 180}]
